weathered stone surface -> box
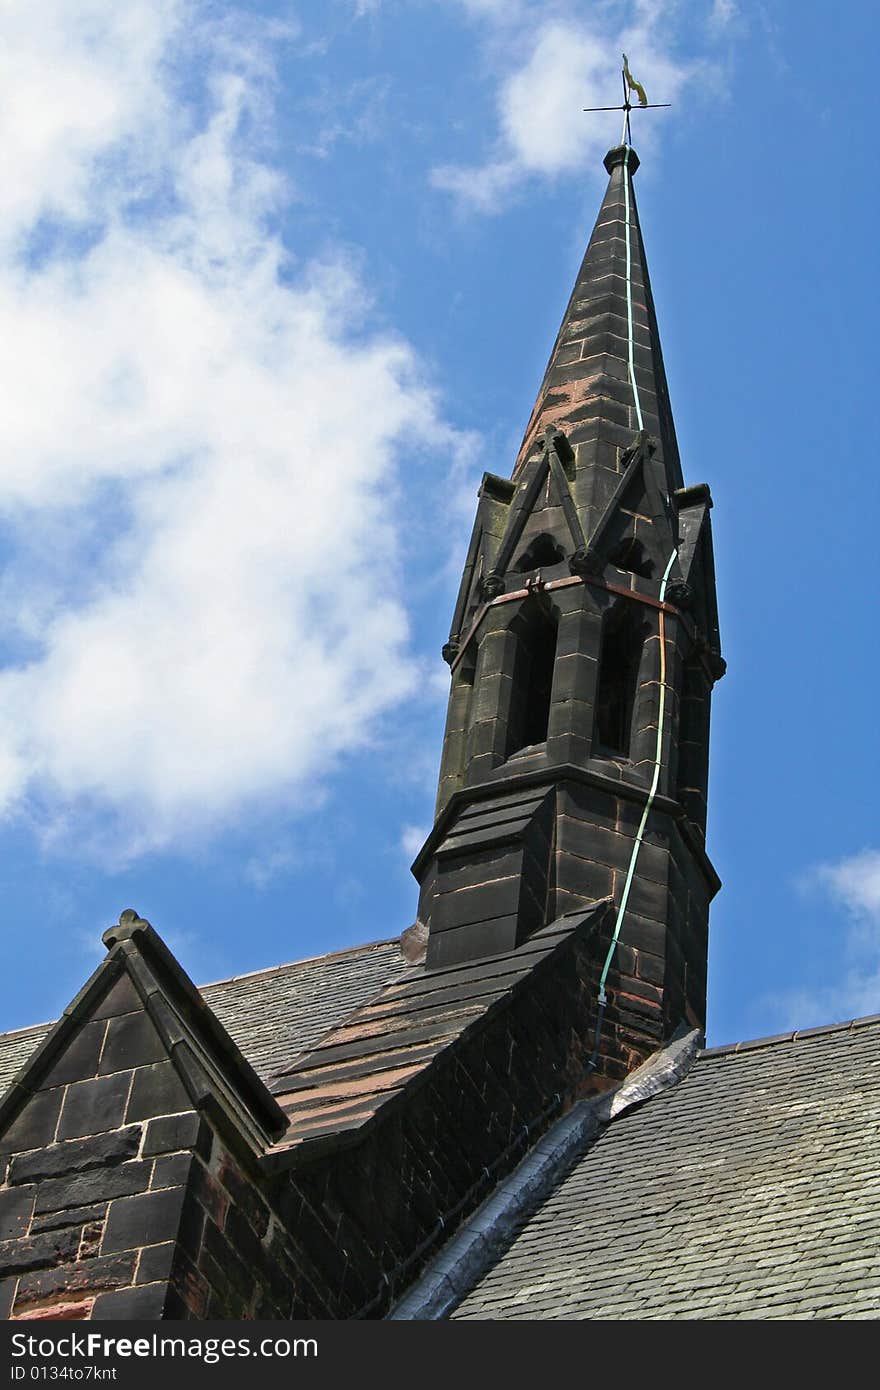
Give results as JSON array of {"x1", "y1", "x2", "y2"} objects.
[
  {"x1": 126, "y1": 1062, "x2": 190, "y2": 1122},
  {"x1": 0, "y1": 1227, "x2": 79, "y2": 1276},
  {"x1": 30, "y1": 1203, "x2": 106, "y2": 1233},
  {"x1": 34, "y1": 1160, "x2": 153, "y2": 1214},
  {"x1": 100, "y1": 1012, "x2": 167, "y2": 1075},
  {"x1": 0, "y1": 1276, "x2": 15, "y2": 1319},
  {"x1": 15, "y1": 1252, "x2": 138, "y2": 1307},
  {"x1": 214, "y1": 1154, "x2": 269, "y2": 1236},
  {"x1": 9, "y1": 1125, "x2": 141, "y2": 1184},
  {"x1": 91, "y1": 1281, "x2": 169, "y2": 1320},
  {"x1": 102, "y1": 1185, "x2": 187, "y2": 1255},
  {"x1": 56, "y1": 1072, "x2": 132, "y2": 1141},
  {"x1": 0, "y1": 1089, "x2": 63, "y2": 1155},
  {"x1": 0, "y1": 1184, "x2": 34, "y2": 1241},
  {"x1": 142, "y1": 1111, "x2": 204, "y2": 1158}
]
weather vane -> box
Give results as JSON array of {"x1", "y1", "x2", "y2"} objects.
[{"x1": 583, "y1": 54, "x2": 670, "y2": 146}]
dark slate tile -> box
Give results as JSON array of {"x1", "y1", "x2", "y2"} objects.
[
  {"x1": 449, "y1": 1019, "x2": 880, "y2": 1321},
  {"x1": 16, "y1": 1252, "x2": 137, "y2": 1306}
]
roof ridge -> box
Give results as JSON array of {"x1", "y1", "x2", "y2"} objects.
[
  {"x1": 0, "y1": 1019, "x2": 53, "y2": 1045},
  {"x1": 197, "y1": 936, "x2": 402, "y2": 992},
  {"x1": 701, "y1": 1010, "x2": 880, "y2": 1058},
  {"x1": 0, "y1": 936, "x2": 404, "y2": 1046}
]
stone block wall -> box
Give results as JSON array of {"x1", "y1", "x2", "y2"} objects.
[
  {"x1": 271, "y1": 917, "x2": 603, "y2": 1319},
  {"x1": 168, "y1": 1124, "x2": 298, "y2": 1319},
  {"x1": 0, "y1": 970, "x2": 200, "y2": 1320}
]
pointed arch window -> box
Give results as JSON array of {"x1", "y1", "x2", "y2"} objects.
[
  {"x1": 505, "y1": 602, "x2": 558, "y2": 758},
  {"x1": 593, "y1": 601, "x2": 647, "y2": 758}
]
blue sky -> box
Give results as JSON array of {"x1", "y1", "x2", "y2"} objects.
[{"x1": 0, "y1": 0, "x2": 877, "y2": 1048}]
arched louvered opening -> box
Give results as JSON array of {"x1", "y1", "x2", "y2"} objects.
[
  {"x1": 593, "y1": 601, "x2": 648, "y2": 757},
  {"x1": 505, "y1": 601, "x2": 558, "y2": 758}
]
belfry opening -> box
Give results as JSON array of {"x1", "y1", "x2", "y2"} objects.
[{"x1": 506, "y1": 600, "x2": 558, "y2": 758}]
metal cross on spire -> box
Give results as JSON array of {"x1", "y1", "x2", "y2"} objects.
[{"x1": 583, "y1": 54, "x2": 670, "y2": 146}]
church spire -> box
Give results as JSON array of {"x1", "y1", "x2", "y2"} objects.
[
  {"x1": 515, "y1": 145, "x2": 682, "y2": 498},
  {"x1": 413, "y1": 142, "x2": 724, "y2": 1091}
]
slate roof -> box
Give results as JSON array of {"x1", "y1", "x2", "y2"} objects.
[
  {"x1": 0, "y1": 937, "x2": 407, "y2": 1098},
  {"x1": 451, "y1": 1016, "x2": 880, "y2": 1320},
  {"x1": 0, "y1": 1023, "x2": 53, "y2": 1097}
]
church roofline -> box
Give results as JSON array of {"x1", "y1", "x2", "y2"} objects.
[
  {"x1": 700, "y1": 1011, "x2": 880, "y2": 1058},
  {"x1": 197, "y1": 934, "x2": 402, "y2": 992}
]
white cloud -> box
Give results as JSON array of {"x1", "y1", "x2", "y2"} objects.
[
  {"x1": 400, "y1": 824, "x2": 428, "y2": 859},
  {"x1": 770, "y1": 851, "x2": 880, "y2": 1028},
  {"x1": 245, "y1": 846, "x2": 301, "y2": 892},
  {"x1": 815, "y1": 851, "x2": 880, "y2": 922},
  {"x1": 0, "y1": 1, "x2": 467, "y2": 859},
  {"x1": 709, "y1": 0, "x2": 738, "y2": 31},
  {"x1": 0, "y1": 2, "x2": 176, "y2": 245},
  {"x1": 432, "y1": 3, "x2": 722, "y2": 210}
]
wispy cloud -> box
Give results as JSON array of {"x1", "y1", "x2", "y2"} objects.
[
  {"x1": 770, "y1": 851, "x2": 880, "y2": 1028},
  {"x1": 0, "y1": 1, "x2": 467, "y2": 861},
  {"x1": 709, "y1": 0, "x2": 739, "y2": 32},
  {"x1": 294, "y1": 75, "x2": 390, "y2": 159},
  {"x1": 816, "y1": 851, "x2": 880, "y2": 922},
  {"x1": 400, "y1": 823, "x2": 428, "y2": 860}
]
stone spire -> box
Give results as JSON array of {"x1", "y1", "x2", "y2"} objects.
[
  {"x1": 514, "y1": 145, "x2": 682, "y2": 498},
  {"x1": 413, "y1": 141, "x2": 725, "y2": 1087}
]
